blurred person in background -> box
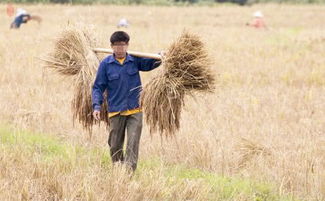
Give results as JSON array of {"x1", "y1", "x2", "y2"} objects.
[
  {"x1": 10, "y1": 8, "x2": 42, "y2": 29},
  {"x1": 117, "y1": 18, "x2": 129, "y2": 28},
  {"x1": 6, "y1": 3, "x2": 15, "y2": 17},
  {"x1": 246, "y1": 11, "x2": 267, "y2": 29}
]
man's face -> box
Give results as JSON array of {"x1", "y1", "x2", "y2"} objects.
[{"x1": 111, "y1": 41, "x2": 128, "y2": 59}]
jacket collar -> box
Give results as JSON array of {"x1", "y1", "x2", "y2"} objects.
[{"x1": 106, "y1": 53, "x2": 134, "y2": 64}]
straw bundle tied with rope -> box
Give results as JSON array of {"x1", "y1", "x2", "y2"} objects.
[
  {"x1": 141, "y1": 32, "x2": 215, "y2": 137},
  {"x1": 43, "y1": 26, "x2": 108, "y2": 131},
  {"x1": 43, "y1": 26, "x2": 215, "y2": 136}
]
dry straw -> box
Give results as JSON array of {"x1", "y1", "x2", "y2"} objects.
[
  {"x1": 141, "y1": 32, "x2": 215, "y2": 137},
  {"x1": 43, "y1": 28, "x2": 214, "y2": 136},
  {"x1": 235, "y1": 138, "x2": 272, "y2": 169},
  {"x1": 43, "y1": 26, "x2": 108, "y2": 131}
]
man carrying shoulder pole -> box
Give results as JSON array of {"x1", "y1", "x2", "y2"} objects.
[{"x1": 92, "y1": 31, "x2": 162, "y2": 171}]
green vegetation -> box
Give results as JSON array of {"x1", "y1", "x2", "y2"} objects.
[
  {"x1": 138, "y1": 160, "x2": 299, "y2": 201},
  {"x1": 0, "y1": 125, "x2": 300, "y2": 201},
  {"x1": 2, "y1": 0, "x2": 325, "y2": 5},
  {"x1": 0, "y1": 125, "x2": 109, "y2": 164}
]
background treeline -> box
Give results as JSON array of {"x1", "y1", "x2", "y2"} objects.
[{"x1": 1, "y1": 0, "x2": 324, "y2": 5}]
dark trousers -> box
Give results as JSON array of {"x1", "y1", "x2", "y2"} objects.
[{"x1": 108, "y1": 112, "x2": 142, "y2": 171}]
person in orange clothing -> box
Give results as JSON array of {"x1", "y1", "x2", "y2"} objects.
[
  {"x1": 6, "y1": 3, "x2": 15, "y2": 17},
  {"x1": 246, "y1": 11, "x2": 267, "y2": 29}
]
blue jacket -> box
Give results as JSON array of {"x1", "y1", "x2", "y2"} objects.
[
  {"x1": 11, "y1": 14, "x2": 30, "y2": 28},
  {"x1": 92, "y1": 54, "x2": 161, "y2": 112}
]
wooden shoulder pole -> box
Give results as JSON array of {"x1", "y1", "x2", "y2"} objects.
[{"x1": 93, "y1": 48, "x2": 162, "y2": 60}]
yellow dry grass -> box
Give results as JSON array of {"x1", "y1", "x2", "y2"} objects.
[{"x1": 0, "y1": 3, "x2": 324, "y2": 201}]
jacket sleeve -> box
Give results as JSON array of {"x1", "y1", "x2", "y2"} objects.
[
  {"x1": 137, "y1": 57, "x2": 162, "y2": 71},
  {"x1": 92, "y1": 62, "x2": 108, "y2": 111}
]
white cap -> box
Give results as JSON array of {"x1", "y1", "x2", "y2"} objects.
[
  {"x1": 253, "y1": 11, "x2": 263, "y2": 18},
  {"x1": 117, "y1": 18, "x2": 129, "y2": 28},
  {"x1": 16, "y1": 8, "x2": 27, "y2": 17}
]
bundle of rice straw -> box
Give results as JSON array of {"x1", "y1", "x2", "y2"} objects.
[
  {"x1": 141, "y1": 31, "x2": 215, "y2": 137},
  {"x1": 43, "y1": 26, "x2": 108, "y2": 131}
]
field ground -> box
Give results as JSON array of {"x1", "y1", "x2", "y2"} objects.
[
  {"x1": 0, "y1": 125, "x2": 296, "y2": 200},
  {"x1": 0, "y1": 4, "x2": 324, "y2": 201}
]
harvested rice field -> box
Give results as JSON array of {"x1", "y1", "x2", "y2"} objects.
[{"x1": 0, "y1": 4, "x2": 324, "y2": 201}]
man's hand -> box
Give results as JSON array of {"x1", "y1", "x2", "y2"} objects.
[{"x1": 93, "y1": 110, "x2": 101, "y2": 121}]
